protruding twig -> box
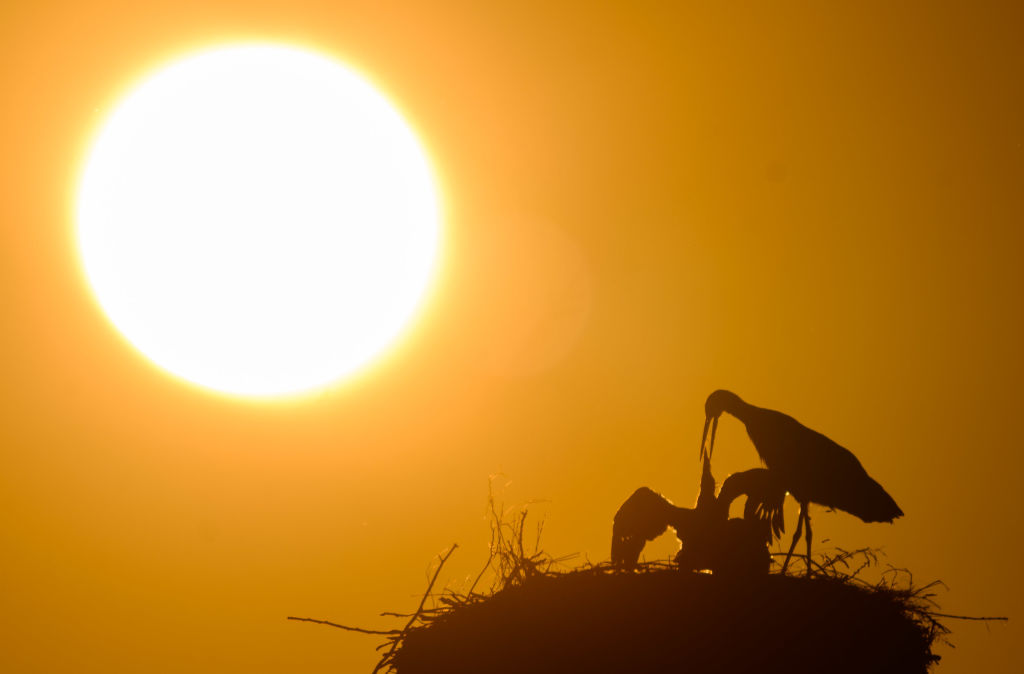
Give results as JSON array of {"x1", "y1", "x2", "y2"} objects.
[
  {"x1": 372, "y1": 543, "x2": 458, "y2": 674},
  {"x1": 405, "y1": 544, "x2": 458, "y2": 633},
  {"x1": 286, "y1": 616, "x2": 399, "y2": 635},
  {"x1": 929, "y1": 613, "x2": 1008, "y2": 622},
  {"x1": 467, "y1": 508, "x2": 499, "y2": 596}
]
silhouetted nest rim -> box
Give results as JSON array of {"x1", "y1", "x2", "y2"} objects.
[{"x1": 374, "y1": 552, "x2": 952, "y2": 673}]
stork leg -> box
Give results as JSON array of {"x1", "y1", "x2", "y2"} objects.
[
  {"x1": 781, "y1": 505, "x2": 805, "y2": 575},
  {"x1": 803, "y1": 506, "x2": 813, "y2": 577}
]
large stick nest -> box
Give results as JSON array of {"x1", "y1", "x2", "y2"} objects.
[
  {"x1": 376, "y1": 506, "x2": 949, "y2": 674},
  {"x1": 291, "y1": 493, "x2": 1007, "y2": 673}
]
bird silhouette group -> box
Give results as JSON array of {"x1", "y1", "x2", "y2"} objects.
[{"x1": 612, "y1": 390, "x2": 903, "y2": 576}]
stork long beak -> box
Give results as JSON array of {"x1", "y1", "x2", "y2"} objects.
[
  {"x1": 700, "y1": 415, "x2": 720, "y2": 461},
  {"x1": 708, "y1": 415, "x2": 719, "y2": 460},
  {"x1": 700, "y1": 416, "x2": 711, "y2": 460}
]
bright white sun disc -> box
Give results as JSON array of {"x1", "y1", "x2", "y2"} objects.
[{"x1": 76, "y1": 44, "x2": 441, "y2": 397}]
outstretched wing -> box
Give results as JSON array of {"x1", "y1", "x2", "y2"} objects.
[{"x1": 611, "y1": 487, "x2": 674, "y2": 567}]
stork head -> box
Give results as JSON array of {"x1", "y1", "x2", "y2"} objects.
[
  {"x1": 705, "y1": 389, "x2": 744, "y2": 419},
  {"x1": 701, "y1": 389, "x2": 744, "y2": 460}
]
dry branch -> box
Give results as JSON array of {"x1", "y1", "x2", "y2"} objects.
[
  {"x1": 371, "y1": 544, "x2": 458, "y2": 674},
  {"x1": 285, "y1": 616, "x2": 399, "y2": 636}
]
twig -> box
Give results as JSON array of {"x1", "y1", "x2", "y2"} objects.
[
  {"x1": 379, "y1": 609, "x2": 443, "y2": 618},
  {"x1": 467, "y1": 514, "x2": 499, "y2": 596},
  {"x1": 285, "y1": 616, "x2": 399, "y2": 636},
  {"x1": 405, "y1": 544, "x2": 458, "y2": 633},
  {"x1": 372, "y1": 543, "x2": 458, "y2": 674},
  {"x1": 929, "y1": 613, "x2": 1008, "y2": 622}
]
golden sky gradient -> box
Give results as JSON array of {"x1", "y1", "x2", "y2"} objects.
[{"x1": 2, "y1": 1, "x2": 1021, "y2": 672}]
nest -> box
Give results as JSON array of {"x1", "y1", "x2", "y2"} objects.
[
  {"x1": 291, "y1": 498, "x2": 996, "y2": 674},
  {"x1": 376, "y1": 502, "x2": 948, "y2": 674},
  {"x1": 386, "y1": 560, "x2": 945, "y2": 673}
]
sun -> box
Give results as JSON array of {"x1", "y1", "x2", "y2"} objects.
[{"x1": 75, "y1": 44, "x2": 441, "y2": 398}]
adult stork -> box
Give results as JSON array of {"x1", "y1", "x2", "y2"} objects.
[{"x1": 700, "y1": 389, "x2": 903, "y2": 575}]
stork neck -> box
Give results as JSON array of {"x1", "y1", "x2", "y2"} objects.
[{"x1": 668, "y1": 506, "x2": 696, "y2": 537}]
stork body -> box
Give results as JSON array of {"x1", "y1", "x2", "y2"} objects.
[{"x1": 702, "y1": 390, "x2": 903, "y2": 575}]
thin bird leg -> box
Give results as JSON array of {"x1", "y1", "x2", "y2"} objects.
[
  {"x1": 699, "y1": 417, "x2": 711, "y2": 461},
  {"x1": 803, "y1": 506, "x2": 813, "y2": 577},
  {"x1": 781, "y1": 504, "x2": 805, "y2": 575}
]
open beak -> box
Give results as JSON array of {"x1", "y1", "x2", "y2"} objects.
[
  {"x1": 700, "y1": 415, "x2": 719, "y2": 461},
  {"x1": 708, "y1": 415, "x2": 719, "y2": 460}
]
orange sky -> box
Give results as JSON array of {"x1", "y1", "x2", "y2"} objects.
[{"x1": 2, "y1": 1, "x2": 1021, "y2": 672}]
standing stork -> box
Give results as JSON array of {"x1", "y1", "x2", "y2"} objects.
[{"x1": 700, "y1": 389, "x2": 903, "y2": 575}]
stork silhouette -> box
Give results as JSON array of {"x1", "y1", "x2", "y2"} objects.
[
  {"x1": 611, "y1": 459, "x2": 786, "y2": 574},
  {"x1": 701, "y1": 389, "x2": 903, "y2": 576}
]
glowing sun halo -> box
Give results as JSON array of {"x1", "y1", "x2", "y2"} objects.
[{"x1": 76, "y1": 44, "x2": 441, "y2": 398}]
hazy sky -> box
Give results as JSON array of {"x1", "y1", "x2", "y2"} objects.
[{"x1": 2, "y1": 2, "x2": 1021, "y2": 672}]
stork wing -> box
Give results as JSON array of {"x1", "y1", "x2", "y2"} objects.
[
  {"x1": 611, "y1": 487, "x2": 674, "y2": 567},
  {"x1": 719, "y1": 468, "x2": 787, "y2": 542}
]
